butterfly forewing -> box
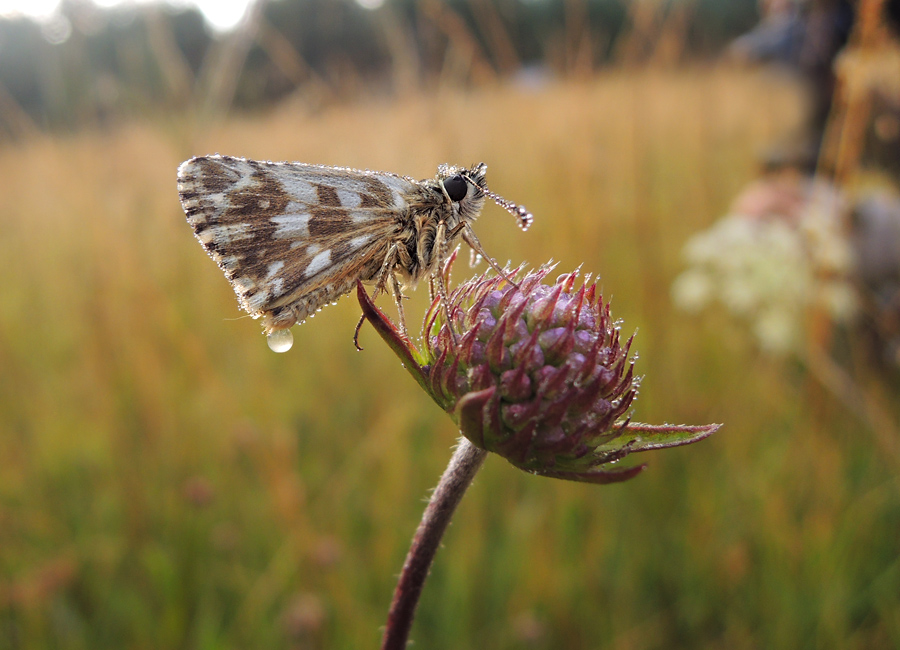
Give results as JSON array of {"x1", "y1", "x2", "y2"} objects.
[{"x1": 178, "y1": 155, "x2": 417, "y2": 330}]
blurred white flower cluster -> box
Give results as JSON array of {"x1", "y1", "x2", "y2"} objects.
[{"x1": 671, "y1": 179, "x2": 858, "y2": 354}]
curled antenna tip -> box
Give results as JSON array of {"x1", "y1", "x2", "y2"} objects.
[
  {"x1": 484, "y1": 187, "x2": 534, "y2": 231},
  {"x1": 516, "y1": 205, "x2": 534, "y2": 231}
]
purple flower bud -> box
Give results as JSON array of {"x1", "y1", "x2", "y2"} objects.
[
  {"x1": 357, "y1": 263, "x2": 720, "y2": 484},
  {"x1": 420, "y1": 267, "x2": 639, "y2": 476}
]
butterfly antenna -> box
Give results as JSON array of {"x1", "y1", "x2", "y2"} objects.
[{"x1": 483, "y1": 187, "x2": 534, "y2": 231}]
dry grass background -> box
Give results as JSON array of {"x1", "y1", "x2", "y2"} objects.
[{"x1": 2, "y1": 68, "x2": 899, "y2": 649}]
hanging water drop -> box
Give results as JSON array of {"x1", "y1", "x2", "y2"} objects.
[{"x1": 267, "y1": 329, "x2": 294, "y2": 353}]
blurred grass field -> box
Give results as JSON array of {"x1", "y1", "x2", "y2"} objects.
[{"x1": 2, "y1": 68, "x2": 899, "y2": 649}]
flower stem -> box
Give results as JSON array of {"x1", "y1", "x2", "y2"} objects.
[{"x1": 381, "y1": 437, "x2": 488, "y2": 650}]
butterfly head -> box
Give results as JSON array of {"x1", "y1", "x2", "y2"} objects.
[{"x1": 437, "y1": 162, "x2": 533, "y2": 232}]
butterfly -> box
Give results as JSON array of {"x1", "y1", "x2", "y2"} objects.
[{"x1": 177, "y1": 155, "x2": 531, "y2": 351}]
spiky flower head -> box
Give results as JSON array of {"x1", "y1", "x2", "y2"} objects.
[{"x1": 358, "y1": 255, "x2": 719, "y2": 483}]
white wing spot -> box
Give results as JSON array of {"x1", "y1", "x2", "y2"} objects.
[
  {"x1": 350, "y1": 209, "x2": 378, "y2": 223},
  {"x1": 337, "y1": 189, "x2": 362, "y2": 208},
  {"x1": 199, "y1": 223, "x2": 252, "y2": 245},
  {"x1": 379, "y1": 176, "x2": 412, "y2": 210},
  {"x1": 259, "y1": 199, "x2": 271, "y2": 209},
  {"x1": 265, "y1": 260, "x2": 285, "y2": 279},
  {"x1": 272, "y1": 213, "x2": 311, "y2": 238},
  {"x1": 304, "y1": 250, "x2": 332, "y2": 277},
  {"x1": 270, "y1": 277, "x2": 284, "y2": 296},
  {"x1": 244, "y1": 290, "x2": 269, "y2": 311},
  {"x1": 234, "y1": 276, "x2": 256, "y2": 293},
  {"x1": 281, "y1": 180, "x2": 318, "y2": 204},
  {"x1": 348, "y1": 234, "x2": 373, "y2": 250},
  {"x1": 391, "y1": 190, "x2": 407, "y2": 210},
  {"x1": 306, "y1": 243, "x2": 322, "y2": 255}
]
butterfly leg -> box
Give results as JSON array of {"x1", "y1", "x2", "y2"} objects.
[
  {"x1": 354, "y1": 243, "x2": 403, "y2": 351},
  {"x1": 428, "y1": 275, "x2": 437, "y2": 303},
  {"x1": 389, "y1": 273, "x2": 408, "y2": 339},
  {"x1": 461, "y1": 225, "x2": 520, "y2": 289},
  {"x1": 431, "y1": 220, "x2": 460, "y2": 344}
]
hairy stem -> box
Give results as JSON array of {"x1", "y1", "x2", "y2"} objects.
[{"x1": 381, "y1": 437, "x2": 488, "y2": 650}]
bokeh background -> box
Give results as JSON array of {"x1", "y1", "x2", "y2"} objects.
[{"x1": 2, "y1": 0, "x2": 900, "y2": 648}]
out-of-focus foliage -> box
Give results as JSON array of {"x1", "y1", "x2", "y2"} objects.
[
  {"x1": 0, "y1": 0, "x2": 760, "y2": 135},
  {"x1": 2, "y1": 68, "x2": 899, "y2": 649},
  {"x1": 2, "y1": 1, "x2": 899, "y2": 648}
]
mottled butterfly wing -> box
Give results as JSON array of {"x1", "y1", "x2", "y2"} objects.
[{"x1": 177, "y1": 155, "x2": 416, "y2": 331}]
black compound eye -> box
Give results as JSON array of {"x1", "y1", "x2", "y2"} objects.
[{"x1": 443, "y1": 175, "x2": 468, "y2": 202}]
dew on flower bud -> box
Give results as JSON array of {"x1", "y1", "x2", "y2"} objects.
[
  {"x1": 566, "y1": 352, "x2": 587, "y2": 370},
  {"x1": 467, "y1": 341, "x2": 487, "y2": 366},
  {"x1": 573, "y1": 330, "x2": 597, "y2": 354},
  {"x1": 474, "y1": 309, "x2": 497, "y2": 340},
  {"x1": 482, "y1": 290, "x2": 504, "y2": 312},
  {"x1": 500, "y1": 368, "x2": 532, "y2": 401},
  {"x1": 344, "y1": 259, "x2": 721, "y2": 484},
  {"x1": 267, "y1": 329, "x2": 294, "y2": 353}
]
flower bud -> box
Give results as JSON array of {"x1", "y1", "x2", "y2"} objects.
[{"x1": 357, "y1": 261, "x2": 720, "y2": 484}]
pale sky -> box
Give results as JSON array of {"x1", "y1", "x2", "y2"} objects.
[
  {"x1": 0, "y1": 0, "x2": 251, "y2": 31},
  {"x1": 0, "y1": 0, "x2": 385, "y2": 32}
]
